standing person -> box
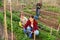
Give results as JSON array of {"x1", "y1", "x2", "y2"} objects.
[
  {"x1": 23, "y1": 16, "x2": 39, "y2": 38},
  {"x1": 19, "y1": 12, "x2": 28, "y2": 27},
  {"x1": 34, "y1": 3, "x2": 42, "y2": 20}
]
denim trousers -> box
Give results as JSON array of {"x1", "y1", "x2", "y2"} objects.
[{"x1": 23, "y1": 26, "x2": 39, "y2": 38}]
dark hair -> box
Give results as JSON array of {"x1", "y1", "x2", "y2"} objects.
[
  {"x1": 36, "y1": 3, "x2": 42, "y2": 6},
  {"x1": 36, "y1": 3, "x2": 42, "y2": 8},
  {"x1": 30, "y1": 15, "x2": 34, "y2": 18}
]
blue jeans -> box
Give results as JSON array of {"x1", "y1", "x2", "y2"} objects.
[
  {"x1": 23, "y1": 26, "x2": 39, "y2": 38},
  {"x1": 24, "y1": 26, "x2": 32, "y2": 38},
  {"x1": 36, "y1": 8, "x2": 40, "y2": 17},
  {"x1": 34, "y1": 8, "x2": 40, "y2": 20}
]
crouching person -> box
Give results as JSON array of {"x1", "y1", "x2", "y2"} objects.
[{"x1": 23, "y1": 16, "x2": 39, "y2": 38}]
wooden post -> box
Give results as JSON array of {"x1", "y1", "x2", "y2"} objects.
[
  {"x1": 4, "y1": 0, "x2": 8, "y2": 40},
  {"x1": 17, "y1": 0, "x2": 19, "y2": 6},
  {"x1": 50, "y1": 26, "x2": 53, "y2": 35},
  {"x1": 56, "y1": 16, "x2": 60, "y2": 34},
  {"x1": 39, "y1": 0, "x2": 42, "y2": 3},
  {"x1": 10, "y1": 0, "x2": 13, "y2": 40},
  {"x1": 17, "y1": 0, "x2": 19, "y2": 11},
  {"x1": 34, "y1": 33, "x2": 36, "y2": 40},
  {"x1": 57, "y1": 24, "x2": 60, "y2": 33}
]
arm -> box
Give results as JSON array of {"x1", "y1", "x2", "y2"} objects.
[
  {"x1": 24, "y1": 17, "x2": 28, "y2": 24},
  {"x1": 32, "y1": 20, "x2": 38, "y2": 32},
  {"x1": 23, "y1": 20, "x2": 29, "y2": 29},
  {"x1": 34, "y1": 20, "x2": 38, "y2": 30}
]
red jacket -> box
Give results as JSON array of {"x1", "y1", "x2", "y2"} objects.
[{"x1": 24, "y1": 20, "x2": 38, "y2": 32}]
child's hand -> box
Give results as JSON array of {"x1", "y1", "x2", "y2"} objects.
[{"x1": 19, "y1": 22, "x2": 23, "y2": 27}]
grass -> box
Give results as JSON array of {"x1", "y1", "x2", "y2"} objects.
[
  {"x1": 13, "y1": 10, "x2": 60, "y2": 39},
  {"x1": 0, "y1": 11, "x2": 58, "y2": 40},
  {"x1": 0, "y1": 11, "x2": 30, "y2": 40},
  {"x1": 22, "y1": 8, "x2": 60, "y2": 38},
  {"x1": 0, "y1": 9, "x2": 60, "y2": 40},
  {"x1": 42, "y1": 4, "x2": 60, "y2": 13},
  {"x1": 0, "y1": 0, "x2": 3, "y2": 7},
  {"x1": 23, "y1": 3, "x2": 60, "y2": 14},
  {"x1": 23, "y1": 7, "x2": 59, "y2": 22},
  {"x1": 0, "y1": 1, "x2": 60, "y2": 40}
]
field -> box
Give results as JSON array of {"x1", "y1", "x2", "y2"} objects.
[{"x1": 0, "y1": 0, "x2": 60, "y2": 40}]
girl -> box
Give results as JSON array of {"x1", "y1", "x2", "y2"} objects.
[
  {"x1": 23, "y1": 16, "x2": 39, "y2": 38},
  {"x1": 19, "y1": 12, "x2": 28, "y2": 27}
]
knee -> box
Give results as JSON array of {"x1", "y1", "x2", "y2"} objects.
[
  {"x1": 34, "y1": 16, "x2": 39, "y2": 20},
  {"x1": 23, "y1": 28, "x2": 26, "y2": 33},
  {"x1": 27, "y1": 26, "x2": 31, "y2": 31},
  {"x1": 34, "y1": 30, "x2": 39, "y2": 35}
]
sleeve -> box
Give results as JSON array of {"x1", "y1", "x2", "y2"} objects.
[
  {"x1": 34, "y1": 21, "x2": 38, "y2": 30},
  {"x1": 23, "y1": 20, "x2": 29, "y2": 29},
  {"x1": 25, "y1": 17, "x2": 28, "y2": 22},
  {"x1": 20, "y1": 18, "x2": 22, "y2": 23}
]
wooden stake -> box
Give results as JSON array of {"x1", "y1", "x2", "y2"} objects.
[
  {"x1": 4, "y1": 0, "x2": 8, "y2": 40},
  {"x1": 17, "y1": 0, "x2": 19, "y2": 6},
  {"x1": 40, "y1": 0, "x2": 42, "y2": 4},
  {"x1": 34, "y1": 33, "x2": 36, "y2": 40},
  {"x1": 57, "y1": 24, "x2": 60, "y2": 33},
  {"x1": 10, "y1": 0, "x2": 13, "y2": 40},
  {"x1": 50, "y1": 26, "x2": 52, "y2": 35}
]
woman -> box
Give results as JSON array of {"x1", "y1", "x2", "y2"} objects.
[{"x1": 23, "y1": 16, "x2": 39, "y2": 38}]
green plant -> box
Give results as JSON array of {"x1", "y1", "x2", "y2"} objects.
[
  {"x1": 40, "y1": 30, "x2": 56, "y2": 40},
  {"x1": 6, "y1": 11, "x2": 20, "y2": 22},
  {"x1": 0, "y1": 12, "x2": 3, "y2": 23},
  {"x1": 0, "y1": 10, "x2": 60, "y2": 40},
  {"x1": 0, "y1": 0, "x2": 3, "y2": 7},
  {"x1": 42, "y1": 4, "x2": 60, "y2": 13}
]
